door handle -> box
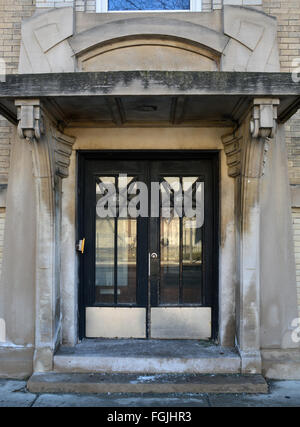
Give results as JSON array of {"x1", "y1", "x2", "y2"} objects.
[
  {"x1": 149, "y1": 252, "x2": 159, "y2": 277},
  {"x1": 76, "y1": 238, "x2": 86, "y2": 254}
]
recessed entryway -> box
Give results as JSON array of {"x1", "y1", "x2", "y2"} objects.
[{"x1": 78, "y1": 151, "x2": 219, "y2": 340}]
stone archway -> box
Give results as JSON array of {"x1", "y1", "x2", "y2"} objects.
[{"x1": 77, "y1": 36, "x2": 220, "y2": 72}]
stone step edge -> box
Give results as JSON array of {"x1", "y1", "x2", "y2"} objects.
[
  {"x1": 27, "y1": 373, "x2": 268, "y2": 394},
  {"x1": 53, "y1": 355, "x2": 241, "y2": 374}
]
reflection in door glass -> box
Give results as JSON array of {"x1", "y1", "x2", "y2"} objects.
[
  {"x1": 182, "y1": 217, "x2": 202, "y2": 303},
  {"x1": 160, "y1": 217, "x2": 180, "y2": 304},
  {"x1": 95, "y1": 176, "x2": 137, "y2": 305},
  {"x1": 159, "y1": 176, "x2": 204, "y2": 305},
  {"x1": 95, "y1": 217, "x2": 115, "y2": 304},
  {"x1": 118, "y1": 219, "x2": 137, "y2": 303}
]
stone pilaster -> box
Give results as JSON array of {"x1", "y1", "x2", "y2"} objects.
[
  {"x1": 223, "y1": 98, "x2": 280, "y2": 373},
  {"x1": 14, "y1": 99, "x2": 75, "y2": 372}
]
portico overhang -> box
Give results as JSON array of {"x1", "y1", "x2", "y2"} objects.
[
  {"x1": 0, "y1": 71, "x2": 299, "y2": 128},
  {"x1": 1, "y1": 69, "x2": 299, "y2": 378}
]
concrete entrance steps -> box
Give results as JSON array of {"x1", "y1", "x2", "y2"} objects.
[
  {"x1": 27, "y1": 373, "x2": 268, "y2": 394},
  {"x1": 53, "y1": 339, "x2": 241, "y2": 374}
]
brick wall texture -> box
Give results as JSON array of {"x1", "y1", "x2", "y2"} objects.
[
  {"x1": 262, "y1": 0, "x2": 300, "y2": 185},
  {"x1": 0, "y1": 0, "x2": 36, "y2": 271},
  {"x1": 0, "y1": 0, "x2": 36, "y2": 183}
]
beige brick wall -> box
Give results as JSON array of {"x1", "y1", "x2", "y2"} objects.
[
  {"x1": 262, "y1": 0, "x2": 300, "y2": 184},
  {"x1": 36, "y1": 1, "x2": 73, "y2": 8},
  {"x1": 263, "y1": 0, "x2": 300, "y2": 73},
  {"x1": 0, "y1": 0, "x2": 36, "y2": 181},
  {"x1": 0, "y1": 0, "x2": 36, "y2": 75},
  {"x1": 286, "y1": 112, "x2": 300, "y2": 186}
]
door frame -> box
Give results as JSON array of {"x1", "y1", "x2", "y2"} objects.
[{"x1": 77, "y1": 150, "x2": 219, "y2": 340}]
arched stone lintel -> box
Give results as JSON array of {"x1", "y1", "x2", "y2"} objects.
[
  {"x1": 78, "y1": 36, "x2": 220, "y2": 72},
  {"x1": 18, "y1": 7, "x2": 280, "y2": 74},
  {"x1": 78, "y1": 37, "x2": 220, "y2": 72},
  {"x1": 69, "y1": 17, "x2": 229, "y2": 59}
]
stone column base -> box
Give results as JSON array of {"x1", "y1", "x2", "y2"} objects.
[{"x1": 237, "y1": 348, "x2": 262, "y2": 374}]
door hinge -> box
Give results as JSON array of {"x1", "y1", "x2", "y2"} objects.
[{"x1": 76, "y1": 238, "x2": 85, "y2": 254}]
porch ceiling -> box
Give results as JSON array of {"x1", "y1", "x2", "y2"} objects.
[{"x1": 0, "y1": 71, "x2": 299, "y2": 128}]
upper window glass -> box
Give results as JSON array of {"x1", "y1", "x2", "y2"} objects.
[
  {"x1": 108, "y1": 0, "x2": 190, "y2": 11},
  {"x1": 96, "y1": 0, "x2": 202, "y2": 13}
]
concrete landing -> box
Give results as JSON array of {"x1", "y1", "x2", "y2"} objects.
[
  {"x1": 54, "y1": 339, "x2": 241, "y2": 374},
  {"x1": 27, "y1": 373, "x2": 268, "y2": 394},
  {"x1": 262, "y1": 349, "x2": 300, "y2": 380}
]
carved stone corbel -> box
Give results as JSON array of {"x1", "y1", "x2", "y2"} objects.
[
  {"x1": 221, "y1": 132, "x2": 242, "y2": 178},
  {"x1": 51, "y1": 127, "x2": 75, "y2": 179},
  {"x1": 250, "y1": 98, "x2": 279, "y2": 139},
  {"x1": 15, "y1": 99, "x2": 44, "y2": 141}
]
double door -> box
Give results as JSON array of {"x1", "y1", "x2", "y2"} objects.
[{"x1": 79, "y1": 152, "x2": 218, "y2": 339}]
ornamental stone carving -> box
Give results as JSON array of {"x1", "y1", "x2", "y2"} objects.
[
  {"x1": 15, "y1": 99, "x2": 75, "y2": 179},
  {"x1": 223, "y1": 98, "x2": 280, "y2": 179},
  {"x1": 221, "y1": 132, "x2": 242, "y2": 178},
  {"x1": 51, "y1": 127, "x2": 75, "y2": 179},
  {"x1": 15, "y1": 100, "x2": 44, "y2": 141},
  {"x1": 250, "y1": 98, "x2": 279, "y2": 139}
]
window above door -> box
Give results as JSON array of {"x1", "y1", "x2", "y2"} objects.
[{"x1": 96, "y1": 0, "x2": 202, "y2": 12}]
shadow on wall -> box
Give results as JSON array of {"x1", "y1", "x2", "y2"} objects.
[{"x1": 0, "y1": 318, "x2": 5, "y2": 342}]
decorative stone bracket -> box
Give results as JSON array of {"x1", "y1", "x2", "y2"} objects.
[
  {"x1": 221, "y1": 98, "x2": 281, "y2": 373},
  {"x1": 51, "y1": 127, "x2": 75, "y2": 179},
  {"x1": 15, "y1": 100, "x2": 44, "y2": 141},
  {"x1": 222, "y1": 98, "x2": 280, "y2": 179},
  {"x1": 15, "y1": 99, "x2": 75, "y2": 179},
  {"x1": 221, "y1": 132, "x2": 242, "y2": 178},
  {"x1": 15, "y1": 100, "x2": 76, "y2": 372},
  {"x1": 250, "y1": 98, "x2": 279, "y2": 139}
]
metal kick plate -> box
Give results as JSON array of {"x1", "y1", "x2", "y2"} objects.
[
  {"x1": 86, "y1": 307, "x2": 146, "y2": 338},
  {"x1": 150, "y1": 307, "x2": 211, "y2": 339}
]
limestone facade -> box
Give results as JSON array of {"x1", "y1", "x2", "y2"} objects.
[
  {"x1": 0, "y1": 0, "x2": 36, "y2": 271},
  {"x1": 0, "y1": 0, "x2": 299, "y2": 380},
  {"x1": 262, "y1": 0, "x2": 300, "y2": 314}
]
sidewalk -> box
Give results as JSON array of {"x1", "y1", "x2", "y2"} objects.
[{"x1": 0, "y1": 379, "x2": 300, "y2": 407}]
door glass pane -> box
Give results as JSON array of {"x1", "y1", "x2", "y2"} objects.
[
  {"x1": 118, "y1": 219, "x2": 137, "y2": 304},
  {"x1": 159, "y1": 176, "x2": 204, "y2": 305},
  {"x1": 160, "y1": 217, "x2": 180, "y2": 304},
  {"x1": 108, "y1": 0, "x2": 190, "y2": 11},
  {"x1": 182, "y1": 217, "x2": 202, "y2": 303},
  {"x1": 95, "y1": 176, "x2": 137, "y2": 305},
  {"x1": 95, "y1": 217, "x2": 115, "y2": 304},
  {"x1": 182, "y1": 177, "x2": 203, "y2": 303}
]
